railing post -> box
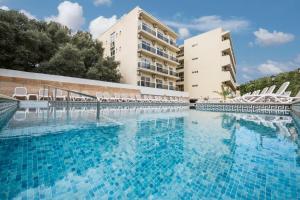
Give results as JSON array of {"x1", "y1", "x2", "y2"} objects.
[
  {"x1": 43, "y1": 85, "x2": 45, "y2": 101},
  {"x1": 96, "y1": 101, "x2": 100, "y2": 120},
  {"x1": 47, "y1": 86, "x2": 50, "y2": 101},
  {"x1": 55, "y1": 88, "x2": 57, "y2": 102}
]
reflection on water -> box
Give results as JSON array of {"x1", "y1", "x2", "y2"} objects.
[{"x1": 0, "y1": 107, "x2": 299, "y2": 199}]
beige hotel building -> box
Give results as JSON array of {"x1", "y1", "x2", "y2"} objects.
[
  {"x1": 98, "y1": 7, "x2": 237, "y2": 99},
  {"x1": 177, "y1": 28, "x2": 237, "y2": 99},
  {"x1": 98, "y1": 7, "x2": 179, "y2": 91}
]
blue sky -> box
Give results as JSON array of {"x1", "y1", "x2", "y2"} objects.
[{"x1": 1, "y1": 0, "x2": 300, "y2": 83}]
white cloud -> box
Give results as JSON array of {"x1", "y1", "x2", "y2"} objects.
[
  {"x1": 165, "y1": 15, "x2": 249, "y2": 33},
  {"x1": 19, "y1": 9, "x2": 37, "y2": 20},
  {"x1": 89, "y1": 15, "x2": 117, "y2": 39},
  {"x1": 0, "y1": 5, "x2": 9, "y2": 11},
  {"x1": 253, "y1": 28, "x2": 295, "y2": 46},
  {"x1": 0, "y1": 6, "x2": 37, "y2": 20},
  {"x1": 93, "y1": 0, "x2": 112, "y2": 6},
  {"x1": 45, "y1": 1, "x2": 84, "y2": 31},
  {"x1": 239, "y1": 55, "x2": 300, "y2": 83},
  {"x1": 294, "y1": 54, "x2": 300, "y2": 64},
  {"x1": 178, "y1": 28, "x2": 190, "y2": 39},
  {"x1": 257, "y1": 60, "x2": 284, "y2": 75}
]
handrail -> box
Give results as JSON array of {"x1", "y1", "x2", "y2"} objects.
[
  {"x1": 42, "y1": 84, "x2": 97, "y2": 100},
  {"x1": 0, "y1": 94, "x2": 19, "y2": 101}
]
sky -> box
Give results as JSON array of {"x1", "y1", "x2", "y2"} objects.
[{"x1": 1, "y1": 0, "x2": 300, "y2": 84}]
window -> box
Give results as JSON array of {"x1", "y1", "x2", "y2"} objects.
[
  {"x1": 110, "y1": 32, "x2": 115, "y2": 42},
  {"x1": 192, "y1": 57, "x2": 198, "y2": 60},
  {"x1": 156, "y1": 79, "x2": 163, "y2": 88},
  {"x1": 192, "y1": 84, "x2": 198, "y2": 87},
  {"x1": 192, "y1": 43, "x2": 198, "y2": 47},
  {"x1": 142, "y1": 40, "x2": 150, "y2": 46}
]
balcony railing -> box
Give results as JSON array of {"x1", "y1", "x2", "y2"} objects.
[
  {"x1": 138, "y1": 62, "x2": 177, "y2": 78},
  {"x1": 156, "y1": 84, "x2": 168, "y2": 89},
  {"x1": 139, "y1": 43, "x2": 156, "y2": 54},
  {"x1": 138, "y1": 23, "x2": 178, "y2": 48},
  {"x1": 138, "y1": 81, "x2": 175, "y2": 90},
  {"x1": 170, "y1": 56, "x2": 178, "y2": 62},
  {"x1": 140, "y1": 23, "x2": 156, "y2": 36},
  {"x1": 169, "y1": 85, "x2": 175, "y2": 90},
  {"x1": 169, "y1": 71, "x2": 176, "y2": 76},
  {"x1": 138, "y1": 62, "x2": 156, "y2": 71},
  {"x1": 176, "y1": 78, "x2": 184, "y2": 82},
  {"x1": 157, "y1": 32, "x2": 169, "y2": 43},
  {"x1": 176, "y1": 65, "x2": 184, "y2": 70},
  {"x1": 157, "y1": 49, "x2": 168, "y2": 58},
  {"x1": 137, "y1": 81, "x2": 156, "y2": 88},
  {"x1": 156, "y1": 66, "x2": 168, "y2": 74},
  {"x1": 138, "y1": 43, "x2": 179, "y2": 63}
]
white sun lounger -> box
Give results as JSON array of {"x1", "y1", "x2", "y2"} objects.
[
  {"x1": 12, "y1": 87, "x2": 28, "y2": 100},
  {"x1": 250, "y1": 82, "x2": 290, "y2": 103},
  {"x1": 52, "y1": 89, "x2": 66, "y2": 101},
  {"x1": 38, "y1": 88, "x2": 51, "y2": 100}
]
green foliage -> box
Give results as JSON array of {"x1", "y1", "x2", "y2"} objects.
[
  {"x1": 213, "y1": 85, "x2": 233, "y2": 100},
  {"x1": 86, "y1": 57, "x2": 121, "y2": 82},
  {"x1": 240, "y1": 70, "x2": 300, "y2": 96},
  {"x1": 0, "y1": 9, "x2": 121, "y2": 82}
]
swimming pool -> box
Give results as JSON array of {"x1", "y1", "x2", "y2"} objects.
[{"x1": 0, "y1": 106, "x2": 299, "y2": 199}]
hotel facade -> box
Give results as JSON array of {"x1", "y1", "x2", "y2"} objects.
[
  {"x1": 177, "y1": 28, "x2": 237, "y2": 99},
  {"x1": 98, "y1": 7, "x2": 179, "y2": 92},
  {"x1": 98, "y1": 7, "x2": 237, "y2": 99}
]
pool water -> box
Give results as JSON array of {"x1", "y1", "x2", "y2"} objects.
[{"x1": 0, "y1": 106, "x2": 299, "y2": 200}]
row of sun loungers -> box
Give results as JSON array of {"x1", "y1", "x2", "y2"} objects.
[
  {"x1": 11, "y1": 87, "x2": 188, "y2": 103},
  {"x1": 229, "y1": 82, "x2": 300, "y2": 103}
]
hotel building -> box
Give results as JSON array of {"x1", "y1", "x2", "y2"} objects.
[
  {"x1": 176, "y1": 28, "x2": 237, "y2": 99},
  {"x1": 98, "y1": 7, "x2": 179, "y2": 91}
]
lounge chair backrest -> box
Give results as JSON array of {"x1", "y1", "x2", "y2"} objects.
[
  {"x1": 260, "y1": 87, "x2": 269, "y2": 95},
  {"x1": 284, "y1": 91, "x2": 291, "y2": 96},
  {"x1": 266, "y1": 85, "x2": 276, "y2": 94},
  {"x1": 72, "y1": 93, "x2": 80, "y2": 97},
  {"x1": 53, "y1": 89, "x2": 63, "y2": 96},
  {"x1": 39, "y1": 89, "x2": 48, "y2": 96},
  {"x1": 275, "y1": 82, "x2": 290, "y2": 95},
  {"x1": 252, "y1": 90, "x2": 260, "y2": 95},
  {"x1": 96, "y1": 92, "x2": 102, "y2": 98},
  {"x1": 15, "y1": 87, "x2": 27, "y2": 95}
]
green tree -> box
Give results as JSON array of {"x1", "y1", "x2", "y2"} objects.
[
  {"x1": 0, "y1": 9, "x2": 121, "y2": 83},
  {"x1": 37, "y1": 44, "x2": 85, "y2": 78},
  {"x1": 213, "y1": 84, "x2": 233, "y2": 100},
  {"x1": 240, "y1": 69, "x2": 300, "y2": 96},
  {"x1": 87, "y1": 57, "x2": 121, "y2": 82}
]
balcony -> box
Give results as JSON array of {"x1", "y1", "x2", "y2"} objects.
[
  {"x1": 176, "y1": 78, "x2": 184, "y2": 82},
  {"x1": 157, "y1": 32, "x2": 169, "y2": 43},
  {"x1": 138, "y1": 23, "x2": 179, "y2": 51},
  {"x1": 222, "y1": 39, "x2": 236, "y2": 65},
  {"x1": 223, "y1": 72, "x2": 236, "y2": 91},
  {"x1": 169, "y1": 85, "x2": 175, "y2": 90},
  {"x1": 138, "y1": 62, "x2": 156, "y2": 71},
  {"x1": 157, "y1": 49, "x2": 168, "y2": 58},
  {"x1": 137, "y1": 62, "x2": 177, "y2": 79},
  {"x1": 156, "y1": 84, "x2": 168, "y2": 89},
  {"x1": 221, "y1": 55, "x2": 236, "y2": 74},
  {"x1": 138, "y1": 43, "x2": 179, "y2": 65},
  {"x1": 170, "y1": 56, "x2": 178, "y2": 62},
  {"x1": 169, "y1": 70, "x2": 177, "y2": 76},
  {"x1": 137, "y1": 81, "x2": 156, "y2": 88},
  {"x1": 156, "y1": 66, "x2": 168, "y2": 74}
]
